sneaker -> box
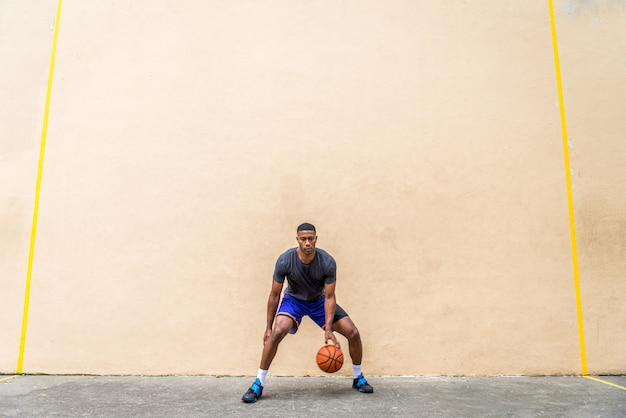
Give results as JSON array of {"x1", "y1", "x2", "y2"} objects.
[
  {"x1": 242, "y1": 378, "x2": 263, "y2": 403},
  {"x1": 352, "y1": 373, "x2": 374, "y2": 393}
]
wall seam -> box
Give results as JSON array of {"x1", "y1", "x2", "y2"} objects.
[
  {"x1": 17, "y1": 0, "x2": 64, "y2": 374},
  {"x1": 547, "y1": 0, "x2": 588, "y2": 376}
]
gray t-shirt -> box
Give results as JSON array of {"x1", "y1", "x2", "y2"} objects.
[{"x1": 273, "y1": 248, "x2": 337, "y2": 302}]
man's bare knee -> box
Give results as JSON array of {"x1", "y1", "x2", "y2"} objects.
[
  {"x1": 267, "y1": 317, "x2": 294, "y2": 345},
  {"x1": 346, "y1": 326, "x2": 361, "y2": 343},
  {"x1": 335, "y1": 318, "x2": 361, "y2": 343},
  {"x1": 268, "y1": 328, "x2": 288, "y2": 345}
]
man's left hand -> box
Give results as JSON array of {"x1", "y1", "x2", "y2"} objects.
[{"x1": 324, "y1": 329, "x2": 340, "y2": 349}]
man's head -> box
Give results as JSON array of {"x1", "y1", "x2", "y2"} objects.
[
  {"x1": 297, "y1": 223, "x2": 316, "y2": 234},
  {"x1": 296, "y1": 223, "x2": 317, "y2": 256}
]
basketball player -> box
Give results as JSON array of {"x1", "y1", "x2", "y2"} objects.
[{"x1": 242, "y1": 223, "x2": 374, "y2": 403}]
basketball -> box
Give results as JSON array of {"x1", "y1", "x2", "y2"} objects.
[{"x1": 316, "y1": 344, "x2": 344, "y2": 373}]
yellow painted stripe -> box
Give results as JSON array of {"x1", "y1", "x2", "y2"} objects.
[
  {"x1": 584, "y1": 376, "x2": 626, "y2": 391},
  {"x1": 548, "y1": 0, "x2": 588, "y2": 376},
  {"x1": 0, "y1": 375, "x2": 19, "y2": 383},
  {"x1": 17, "y1": 0, "x2": 64, "y2": 375}
]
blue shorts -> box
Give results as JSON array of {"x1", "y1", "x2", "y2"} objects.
[{"x1": 277, "y1": 294, "x2": 349, "y2": 334}]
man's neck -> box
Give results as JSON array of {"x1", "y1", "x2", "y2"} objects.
[{"x1": 297, "y1": 248, "x2": 316, "y2": 264}]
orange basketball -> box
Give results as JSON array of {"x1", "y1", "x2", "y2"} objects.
[{"x1": 316, "y1": 344, "x2": 344, "y2": 373}]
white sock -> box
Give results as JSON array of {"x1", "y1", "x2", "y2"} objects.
[
  {"x1": 352, "y1": 364, "x2": 362, "y2": 379},
  {"x1": 257, "y1": 369, "x2": 268, "y2": 386}
]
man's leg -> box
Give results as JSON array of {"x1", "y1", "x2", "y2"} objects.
[
  {"x1": 260, "y1": 315, "x2": 293, "y2": 369},
  {"x1": 333, "y1": 317, "x2": 374, "y2": 393},
  {"x1": 333, "y1": 316, "x2": 363, "y2": 364},
  {"x1": 242, "y1": 315, "x2": 294, "y2": 403}
]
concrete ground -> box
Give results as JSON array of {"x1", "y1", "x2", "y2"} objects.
[{"x1": 1, "y1": 375, "x2": 625, "y2": 417}]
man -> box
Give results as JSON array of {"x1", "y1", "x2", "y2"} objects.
[{"x1": 242, "y1": 223, "x2": 374, "y2": 403}]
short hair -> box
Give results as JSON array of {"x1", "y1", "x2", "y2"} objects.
[{"x1": 297, "y1": 223, "x2": 316, "y2": 233}]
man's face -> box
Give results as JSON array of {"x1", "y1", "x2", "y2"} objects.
[{"x1": 297, "y1": 230, "x2": 317, "y2": 256}]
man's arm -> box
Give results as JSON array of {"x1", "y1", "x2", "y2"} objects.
[
  {"x1": 323, "y1": 282, "x2": 340, "y2": 348},
  {"x1": 264, "y1": 279, "x2": 284, "y2": 344}
]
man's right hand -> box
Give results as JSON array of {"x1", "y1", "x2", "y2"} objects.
[{"x1": 263, "y1": 328, "x2": 272, "y2": 345}]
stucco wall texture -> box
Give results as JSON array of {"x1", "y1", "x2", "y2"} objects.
[{"x1": 1, "y1": 1, "x2": 624, "y2": 376}]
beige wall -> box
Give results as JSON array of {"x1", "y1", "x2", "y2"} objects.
[
  {"x1": 559, "y1": 1, "x2": 626, "y2": 374},
  {"x1": 1, "y1": 1, "x2": 624, "y2": 376}
]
